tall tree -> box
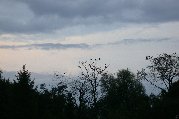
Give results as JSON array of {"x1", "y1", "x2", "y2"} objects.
[
  {"x1": 78, "y1": 58, "x2": 108, "y2": 118},
  {"x1": 0, "y1": 69, "x2": 2, "y2": 79},
  {"x1": 149, "y1": 80, "x2": 179, "y2": 119},
  {"x1": 13, "y1": 65, "x2": 38, "y2": 119},
  {"x1": 78, "y1": 58, "x2": 108, "y2": 107},
  {"x1": 137, "y1": 53, "x2": 179, "y2": 93},
  {"x1": 71, "y1": 80, "x2": 89, "y2": 111},
  {"x1": 14, "y1": 65, "x2": 35, "y2": 91},
  {"x1": 101, "y1": 69, "x2": 150, "y2": 119},
  {"x1": 0, "y1": 70, "x2": 13, "y2": 119}
]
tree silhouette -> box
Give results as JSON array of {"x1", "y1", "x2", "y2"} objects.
[
  {"x1": 0, "y1": 70, "x2": 13, "y2": 119},
  {"x1": 150, "y1": 80, "x2": 179, "y2": 119},
  {"x1": 1, "y1": 53, "x2": 178, "y2": 119},
  {"x1": 12, "y1": 65, "x2": 38, "y2": 119},
  {"x1": 0, "y1": 69, "x2": 2, "y2": 79},
  {"x1": 78, "y1": 58, "x2": 109, "y2": 118},
  {"x1": 78, "y1": 58, "x2": 108, "y2": 106},
  {"x1": 14, "y1": 65, "x2": 35, "y2": 90},
  {"x1": 101, "y1": 69, "x2": 150, "y2": 119},
  {"x1": 70, "y1": 79, "x2": 89, "y2": 119},
  {"x1": 137, "y1": 53, "x2": 179, "y2": 93}
]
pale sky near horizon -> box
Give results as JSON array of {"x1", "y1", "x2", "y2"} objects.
[{"x1": 0, "y1": 0, "x2": 179, "y2": 76}]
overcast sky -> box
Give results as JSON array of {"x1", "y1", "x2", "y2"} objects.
[{"x1": 0, "y1": 0, "x2": 179, "y2": 78}]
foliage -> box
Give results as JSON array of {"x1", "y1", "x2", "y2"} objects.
[
  {"x1": 101, "y1": 69, "x2": 150, "y2": 119},
  {"x1": 14, "y1": 65, "x2": 35, "y2": 91},
  {"x1": 137, "y1": 53, "x2": 179, "y2": 93},
  {"x1": 149, "y1": 80, "x2": 179, "y2": 119},
  {"x1": 78, "y1": 58, "x2": 109, "y2": 107},
  {"x1": 0, "y1": 53, "x2": 179, "y2": 119}
]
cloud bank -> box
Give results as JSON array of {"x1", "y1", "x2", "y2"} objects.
[
  {"x1": 0, "y1": 43, "x2": 89, "y2": 50},
  {"x1": 0, "y1": 0, "x2": 179, "y2": 34},
  {"x1": 0, "y1": 38, "x2": 171, "y2": 50}
]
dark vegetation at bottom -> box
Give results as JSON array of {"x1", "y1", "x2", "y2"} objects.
[{"x1": 0, "y1": 53, "x2": 179, "y2": 119}]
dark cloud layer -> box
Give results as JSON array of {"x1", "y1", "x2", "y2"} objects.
[
  {"x1": 0, "y1": 0, "x2": 179, "y2": 34},
  {"x1": 0, "y1": 38, "x2": 170, "y2": 50},
  {"x1": 0, "y1": 43, "x2": 89, "y2": 50},
  {"x1": 111, "y1": 38, "x2": 170, "y2": 45}
]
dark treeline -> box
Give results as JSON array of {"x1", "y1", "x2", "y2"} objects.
[{"x1": 0, "y1": 53, "x2": 179, "y2": 119}]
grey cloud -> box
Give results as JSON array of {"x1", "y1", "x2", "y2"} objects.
[
  {"x1": 0, "y1": 43, "x2": 89, "y2": 50},
  {"x1": 0, "y1": 38, "x2": 170, "y2": 50},
  {"x1": 87, "y1": 38, "x2": 170, "y2": 47},
  {"x1": 91, "y1": 38, "x2": 170, "y2": 47},
  {"x1": 111, "y1": 38, "x2": 170, "y2": 45},
  {"x1": 141, "y1": 0, "x2": 179, "y2": 22},
  {"x1": 20, "y1": 0, "x2": 179, "y2": 21},
  {"x1": 0, "y1": 38, "x2": 171, "y2": 50},
  {"x1": 0, "y1": 0, "x2": 179, "y2": 34}
]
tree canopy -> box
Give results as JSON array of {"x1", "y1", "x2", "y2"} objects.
[
  {"x1": 0, "y1": 53, "x2": 179, "y2": 119},
  {"x1": 100, "y1": 69, "x2": 149, "y2": 119},
  {"x1": 137, "y1": 53, "x2": 179, "y2": 93}
]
